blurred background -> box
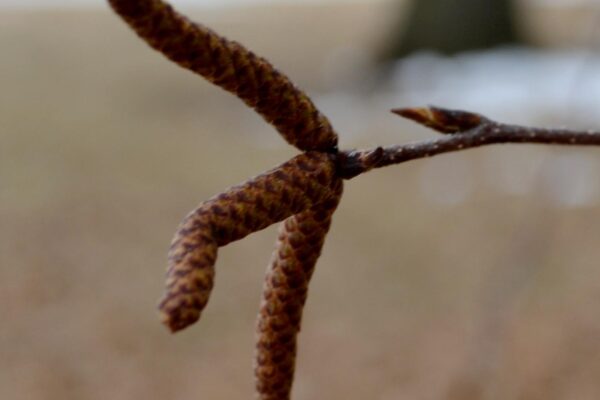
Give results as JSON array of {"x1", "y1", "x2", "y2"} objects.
[{"x1": 2, "y1": 0, "x2": 600, "y2": 399}]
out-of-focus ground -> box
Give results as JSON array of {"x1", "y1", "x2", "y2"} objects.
[{"x1": 2, "y1": 2, "x2": 600, "y2": 400}]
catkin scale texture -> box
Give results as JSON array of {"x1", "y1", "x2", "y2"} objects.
[
  {"x1": 107, "y1": 0, "x2": 338, "y2": 152},
  {"x1": 159, "y1": 152, "x2": 342, "y2": 332},
  {"x1": 254, "y1": 188, "x2": 342, "y2": 400}
]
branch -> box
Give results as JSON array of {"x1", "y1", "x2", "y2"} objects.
[{"x1": 339, "y1": 107, "x2": 600, "y2": 179}]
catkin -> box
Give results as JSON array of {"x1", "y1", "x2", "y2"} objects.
[
  {"x1": 159, "y1": 152, "x2": 342, "y2": 332},
  {"x1": 254, "y1": 187, "x2": 342, "y2": 400},
  {"x1": 107, "y1": 0, "x2": 338, "y2": 152}
]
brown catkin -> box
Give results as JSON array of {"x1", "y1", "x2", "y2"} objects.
[
  {"x1": 254, "y1": 187, "x2": 342, "y2": 400},
  {"x1": 159, "y1": 152, "x2": 342, "y2": 332},
  {"x1": 107, "y1": 0, "x2": 338, "y2": 152}
]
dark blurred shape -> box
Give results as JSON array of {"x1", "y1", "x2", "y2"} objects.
[{"x1": 381, "y1": 0, "x2": 522, "y2": 59}]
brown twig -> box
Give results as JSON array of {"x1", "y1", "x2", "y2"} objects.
[{"x1": 338, "y1": 107, "x2": 600, "y2": 179}]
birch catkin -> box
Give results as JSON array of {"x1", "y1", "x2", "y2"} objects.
[
  {"x1": 159, "y1": 152, "x2": 342, "y2": 332},
  {"x1": 107, "y1": 0, "x2": 338, "y2": 152},
  {"x1": 254, "y1": 188, "x2": 342, "y2": 400}
]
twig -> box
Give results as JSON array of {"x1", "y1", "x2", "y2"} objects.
[{"x1": 339, "y1": 107, "x2": 600, "y2": 179}]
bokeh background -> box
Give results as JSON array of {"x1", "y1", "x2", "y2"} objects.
[{"x1": 3, "y1": 0, "x2": 600, "y2": 399}]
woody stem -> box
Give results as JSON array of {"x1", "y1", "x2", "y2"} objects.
[{"x1": 338, "y1": 107, "x2": 600, "y2": 179}]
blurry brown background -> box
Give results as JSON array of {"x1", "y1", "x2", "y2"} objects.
[{"x1": 2, "y1": 1, "x2": 600, "y2": 399}]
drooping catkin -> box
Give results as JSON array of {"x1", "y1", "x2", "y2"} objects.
[
  {"x1": 254, "y1": 187, "x2": 342, "y2": 400},
  {"x1": 159, "y1": 152, "x2": 342, "y2": 332},
  {"x1": 107, "y1": 0, "x2": 338, "y2": 152}
]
